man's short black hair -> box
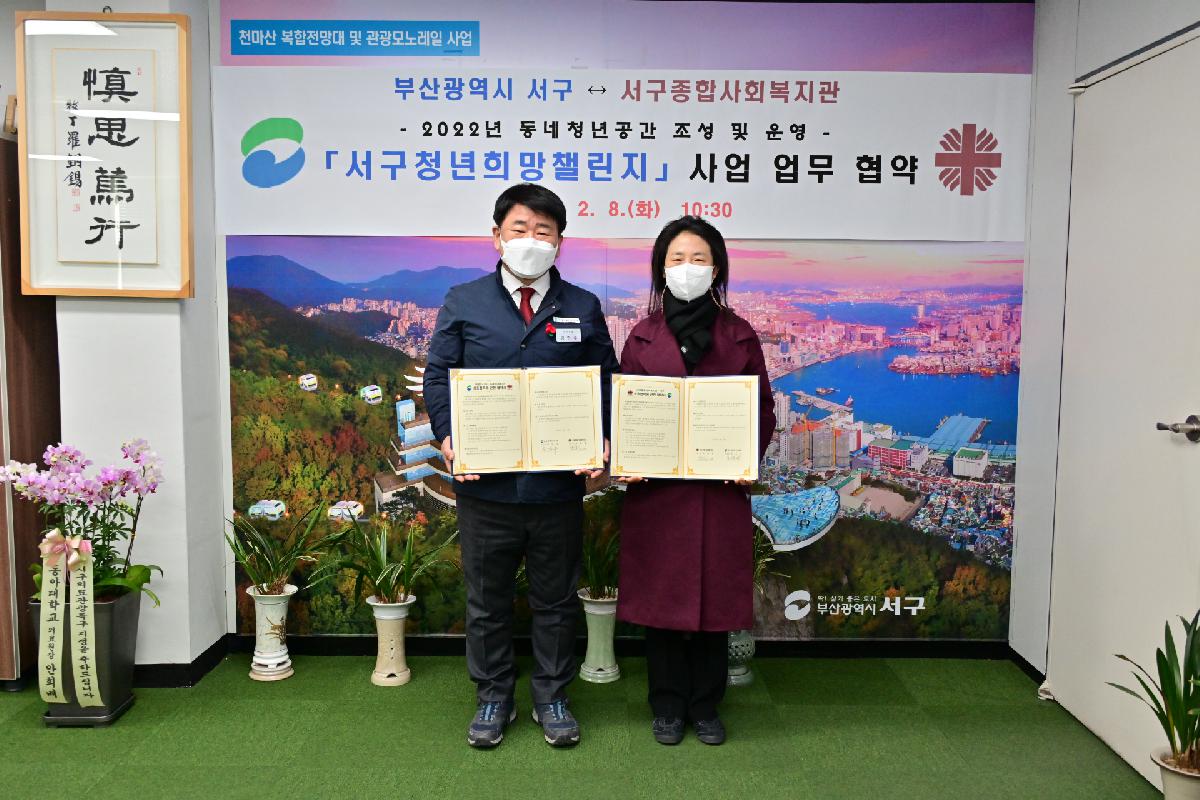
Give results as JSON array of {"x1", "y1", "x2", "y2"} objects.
[{"x1": 493, "y1": 183, "x2": 567, "y2": 236}]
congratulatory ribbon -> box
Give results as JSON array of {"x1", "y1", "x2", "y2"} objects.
[{"x1": 37, "y1": 530, "x2": 103, "y2": 706}]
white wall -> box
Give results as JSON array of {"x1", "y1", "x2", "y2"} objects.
[
  {"x1": 1021, "y1": 0, "x2": 1200, "y2": 787},
  {"x1": 51, "y1": 0, "x2": 225, "y2": 665},
  {"x1": 32, "y1": 0, "x2": 1199, "y2": 673},
  {"x1": 1048, "y1": 28, "x2": 1200, "y2": 788},
  {"x1": 206, "y1": 0, "x2": 235, "y2": 634},
  {"x1": 1011, "y1": 0, "x2": 1200, "y2": 675},
  {"x1": 1009, "y1": 0, "x2": 1079, "y2": 675},
  {"x1": 173, "y1": 0, "x2": 224, "y2": 664},
  {"x1": 1076, "y1": 0, "x2": 1200, "y2": 76}
]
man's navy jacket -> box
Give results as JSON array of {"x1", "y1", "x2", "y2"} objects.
[{"x1": 424, "y1": 263, "x2": 619, "y2": 505}]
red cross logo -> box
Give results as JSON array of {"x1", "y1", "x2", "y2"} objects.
[{"x1": 935, "y1": 123, "x2": 1001, "y2": 196}]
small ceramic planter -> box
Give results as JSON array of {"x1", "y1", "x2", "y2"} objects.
[
  {"x1": 1154, "y1": 748, "x2": 1200, "y2": 800},
  {"x1": 246, "y1": 584, "x2": 297, "y2": 681},
  {"x1": 578, "y1": 589, "x2": 620, "y2": 684},
  {"x1": 727, "y1": 629, "x2": 756, "y2": 686},
  {"x1": 366, "y1": 595, "x2": 416, "y2": 686}
]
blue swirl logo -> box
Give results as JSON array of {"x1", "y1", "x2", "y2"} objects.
[{"x1": 241, "y1": 117, "x2": 305, "y2": 188}]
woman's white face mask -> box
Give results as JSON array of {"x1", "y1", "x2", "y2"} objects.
[
  {"x1": 501, "y1": 236, "x2": 558, "y2": 280},
  {"x1": 664, "y1": 263, "x2": 715, "y2": 302}
]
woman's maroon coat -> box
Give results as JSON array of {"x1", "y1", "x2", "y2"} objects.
[{"x1": 615, "y1": 309, "x2": 775, "y2": 632}]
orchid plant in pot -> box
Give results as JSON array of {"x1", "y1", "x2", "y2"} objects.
[
  {"x1": 320, "y1": 511, "x2": 457, "y2": 686},
  {"x1": 578, "y1": 521, "x2": 620, "y2": 684},
  {"x1": 1109, "y1": 609, "x2": 1200, "y2": 798},
  {"x1": 226, "y1": 504, "x2": 342, "y2": 681},
  {"x1": 0, "y1": 440, "x2": 163, "y2": 726}
]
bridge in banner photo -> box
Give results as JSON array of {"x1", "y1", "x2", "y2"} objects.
[{"x1": 791, "y1": 390, "x2": 852, "y2": 416}]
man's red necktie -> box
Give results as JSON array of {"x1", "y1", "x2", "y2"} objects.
[{"x1": 518, "y1": 287, "x2": 535, "y2": 325}]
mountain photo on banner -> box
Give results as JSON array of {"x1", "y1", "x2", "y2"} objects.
[{"x1": 225, "y1": 235, "x2": 1020, "y2": 641}]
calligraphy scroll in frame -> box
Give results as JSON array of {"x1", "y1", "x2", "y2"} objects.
[{"x1": 17, "y1": 12, "x2": 192, "y2": 298}]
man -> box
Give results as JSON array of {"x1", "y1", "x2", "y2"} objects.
[{"x1": 424, "y1": 183, "x2": 618, "y2": 749}]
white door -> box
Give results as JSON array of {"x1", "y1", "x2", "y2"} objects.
[{"x1": 1047, "y1": 33, "x2": 1200, "y2": 788}]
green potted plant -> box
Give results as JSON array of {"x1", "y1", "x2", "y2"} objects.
[
  {"x1": 578, "y1": 518, "x2": 620, "y2": 684},
  {"x1": 1109, "y1": 609, "x2": 1200, "y2": 798},
  {"x1": 321, "y1": 511, "x2": 457, "y2": 686},
  {"x1": 728, "y1": 526, "x2": 781, "y2": 686},
  {"x1": 0, "y1": 440, "x2": 163, "y2": 726},
  {"x1": 226, "y1": 504, "x2": 341, "y2": 681}
]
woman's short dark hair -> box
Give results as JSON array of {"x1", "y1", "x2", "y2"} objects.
[
  {"x1": 648, "y1": 216, "x2": 729, "y2": 313},
  {"x1": 493, "y1": 183, "x2": 567, "y2": 236}
]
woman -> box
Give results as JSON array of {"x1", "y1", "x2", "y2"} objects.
[{"x1": 616, "y1": 216, "x2": 775, "y2": 746}]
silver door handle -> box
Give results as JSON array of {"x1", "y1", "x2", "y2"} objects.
[{"x1": 1157, "y1": 415, "x2": 1200, "y2": 442}]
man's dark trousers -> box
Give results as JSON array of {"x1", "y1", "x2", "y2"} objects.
[{"x1": 457, "y1": 494, "x2": 583, "y2": 705}]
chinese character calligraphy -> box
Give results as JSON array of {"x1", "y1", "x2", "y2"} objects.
[{"x1": 53, "y1": 49, "x2": 158, "y2": 264}]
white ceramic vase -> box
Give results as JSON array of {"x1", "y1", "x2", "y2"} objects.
[
  {"x1": 246, "y1": 584, "x2": 297, "y2": 681},
  {"x1": 578, "y1": 589, "x2": 620, "y2": 683},
  {"x1": 1154, "y1": 748, "x2": 1200, "y2": 800},
  {"x1": 366, "y1": 595, "x2": 416, "y2": 686}
]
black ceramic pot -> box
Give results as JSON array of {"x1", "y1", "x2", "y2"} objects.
[{"x1": 28, "y1": 590, "x2": 141, "y2": 726}]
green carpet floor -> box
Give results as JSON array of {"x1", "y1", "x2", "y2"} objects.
[{"x1": 0, "y1": 655, "x2": 1156, "y2": 799}]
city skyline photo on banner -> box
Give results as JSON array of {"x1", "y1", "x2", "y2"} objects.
[{"x1": 227, "y1": 234, "x2": 1019, "y2": 641}]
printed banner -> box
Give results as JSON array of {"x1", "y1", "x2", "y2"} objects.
[
  {"x1": 219, "y1": 1, "x2": 1031, "y2": 642},
  {"x1": 230, "y1": 19, "x2": 480, "y2": 57},
  {"x1": 213, "y1": 66, "x2": 1029, "y2": 241}
]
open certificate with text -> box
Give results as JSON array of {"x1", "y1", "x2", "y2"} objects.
[
  {"x1": 449, "y1": 365, "x2": 604, "y2": 474},
  {"x1": 611, "y1": 374, "x2": 760, "y2": 481}
]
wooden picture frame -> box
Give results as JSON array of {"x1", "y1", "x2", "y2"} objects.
[{"x1": 16, "y1": 11, "x2": 192, "y2": 298}]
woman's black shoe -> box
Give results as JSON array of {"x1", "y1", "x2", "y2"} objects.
[
  {"x1": 652, "y1": 716, "x2": 685, "y2": 745},
  {"x1": 693, "y1": 717, "x2": 726, "y2": 745}
]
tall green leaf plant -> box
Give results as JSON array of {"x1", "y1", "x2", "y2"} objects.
[
  {"x1": 226, "y1": 504, "x2": 343, "y2": 595},
  {"x1": 1110, "y1": 609, "x2": 1200, "y2": 771},
  {"x1": 319, "y1": 513, "x2": 458, "y2": 606}
]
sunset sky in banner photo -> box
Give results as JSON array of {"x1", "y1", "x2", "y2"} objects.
[{"x1": 224, "y1": 235, "x2": 1024, "y2": 293}]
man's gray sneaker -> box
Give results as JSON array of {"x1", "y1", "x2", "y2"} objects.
[
  {"x1": 531, "y1": 699, "x2": 580, "y2": 747},
  {"x1": 652, "y1": 716, "x2": 685, "y2": 745},
  {"x1": 468, "y1": 700, "x2": 516, "y2": 748}
]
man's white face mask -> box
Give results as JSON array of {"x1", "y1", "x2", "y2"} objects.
[
  {"x1": 501, "y1": 236, "x2": 558, "y2": 280},
  {"x1": 664, "y1": 263, "x2": 715, "y2": 303}
]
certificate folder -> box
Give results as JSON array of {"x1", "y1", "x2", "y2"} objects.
[
  {"x1": 611, "y1": 374, "x2": 760, "y2": 482},
  {"x1": 449, "y1": 365, "x2": 604, "y2": 474}
]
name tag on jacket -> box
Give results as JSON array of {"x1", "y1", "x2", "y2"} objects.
[{"x1": 555, "y1": 328, "x2": 582, "y2": 343}]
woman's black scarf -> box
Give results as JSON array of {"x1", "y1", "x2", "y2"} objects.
[{"x1": 663, "y1": 290, "x2": 719, "y2": 370}]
